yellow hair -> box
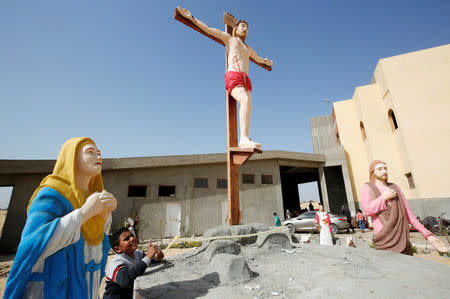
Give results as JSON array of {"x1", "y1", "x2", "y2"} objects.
[{"x1": 28, "y1": 137, "x2": 106, "y2": 245}]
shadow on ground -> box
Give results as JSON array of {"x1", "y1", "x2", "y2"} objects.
[
  {"x1": 136, "y1": 272, "x2": 220, "y2": 299},
  {"x1": 144, "y1": 260, "x2": 174, "y2": 276}
]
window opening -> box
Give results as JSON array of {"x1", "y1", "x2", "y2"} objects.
[
  {"x1": 128, "y1": 185, "x2": 147, "y2": 197},
  {"x1": 388, "y1": 109, "x2": 398, "y2": 131},
  {"x1": 158, "y1": 185, "x2": 176, "y2": 197},
  {"x1": 242, "y1": 174, "x2": 255, "y2": 184},
  {"x1": 405, "y1": 173, "x2": 415, "y2": 189},
  {"x1": 217, "y1": 179, "x2": 228, "y2": 189},
  {"x1": 194, "y1": 178, "x2": 208, "y2": 188},
  {"x1": 360, "y1": 122, "x2": 367, "y2": 141},
  {"x1": 0, "y1": 186, "x2": 14, "y2": 237},
  {"x1": 261, "y1": 175, "x2": 273, "y2": 184}
]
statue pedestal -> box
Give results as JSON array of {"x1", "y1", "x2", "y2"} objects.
[{"x1": 229, "y1": 147, "x2": 262, "y2": 165}]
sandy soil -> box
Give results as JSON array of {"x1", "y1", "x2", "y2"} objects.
[
  {"x1": 0, "y1": 210, "x2": 7, "y2": 237},
  {"x1": 0, "y1": 253, "x2": 14, "y2": 296},
  {"x1": 414, "y1": 250, "x2": 450, "y2": 266}
]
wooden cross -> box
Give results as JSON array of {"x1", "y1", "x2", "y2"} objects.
[{"x1": 174, "y1": 7, "x2": 271, "y2": 225}]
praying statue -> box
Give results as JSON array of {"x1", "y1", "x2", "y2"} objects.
[
  {"x1": 178, "y1": 7, "x2": 273, "y2": 149},
  {"x1": 5, "y1": 137, "x2": 117, "y2": 298},
  {"x1": 360, "y1": 160, "x2": 448, "y2": 255}
]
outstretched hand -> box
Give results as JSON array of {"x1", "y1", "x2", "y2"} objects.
[
  {"x1": 146, "y1": 239, "x2": 157, "y2": 260},
  {"x1": 178, "y1": 6, "x2": 194, "y2": 22},
  {"x1": 264, "y1": 58, "x2": 273, "y2": 67},
  {"x1": 428, "y1": 235, "x2": 449, "y2": 253},
  {"x1": 153, "y1": 249, "x2": 164, "y2": 262},
  {"x1": 145, "y1": 240, "x2": 164, "y2": 262}
]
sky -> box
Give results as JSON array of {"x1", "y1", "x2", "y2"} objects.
[{"x1": 1, "y1": 1, "x2": 449, "y2": 208}]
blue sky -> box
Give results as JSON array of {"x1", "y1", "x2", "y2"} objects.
[{"x1": 1, "y1": 1, "x2": 449, "y2": 207}]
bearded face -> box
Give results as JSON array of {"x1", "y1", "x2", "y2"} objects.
[
  {"x1": 233, "y1": 21, "x2": 248, "y2": 41},
  {"x1": 373, "y1": 163, "x2": 388, "y2": 181}
]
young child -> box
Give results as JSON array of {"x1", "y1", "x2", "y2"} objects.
[
  {"x1": 356, "y1": 209, "x2": 366, "y2": 233},
  {"x1": 273, "y1": 212, "x2": 281, "y2": 227},
  {"x1": 104, "y1": 227, "x2": 164, "y2": 299}
]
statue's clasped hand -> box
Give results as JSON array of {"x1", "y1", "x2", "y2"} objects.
[
  {"x1": 382, "y1": 188, "x2": 397, "y2": 201},
  {"x1": 80, "y1": 190, "x2": 117, "y2": 223},
  {"x1": 97, "y1": 190, "x2": 117, "y2": 219}
]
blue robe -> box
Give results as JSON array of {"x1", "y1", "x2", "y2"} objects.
[{"x1": 4, "y1": 187, "x2": 110, "y2": 299}]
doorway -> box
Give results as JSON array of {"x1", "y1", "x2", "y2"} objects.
[
  {"x1": 324, "y1": 166, "x2": 348, "y2": 213},
  {"x1": 279, "y1": 166, "x2": 320, "y2": 219},
  {"x1": 0, "y1": 186, "x2": 13, "y2": 238},
  {"x1": 165, "y1": 203, "x2": 181, "y2": 237}
]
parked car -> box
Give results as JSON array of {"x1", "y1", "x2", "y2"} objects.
[{"x1": 281, "y1": 211, "x2": 349, "y2": 234}]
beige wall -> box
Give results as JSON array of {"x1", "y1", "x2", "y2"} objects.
[
  {"x1": 102, "y1": 160, "x2": 283, "y2": 240},
  {"x1": 334, "y1": 44, "x2": 450, "y2": 203}
]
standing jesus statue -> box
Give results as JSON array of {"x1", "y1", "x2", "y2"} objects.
[{"x1": 178, "y1": 7, "x2": 273, "y2": 149}]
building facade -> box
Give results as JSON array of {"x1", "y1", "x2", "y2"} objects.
[
  {"x1": 312, "y1": 44, "x2": 450, "y2": 217},
  {"x1": 1, "y1": 150, "x2": 355, "y2": 251}
]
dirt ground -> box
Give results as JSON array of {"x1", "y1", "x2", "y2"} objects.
[
  {"x1": 414, "y1": 250, "x2": 450, "y2": 266},
  {"x1": 0, "y1": 210, "x2": 7, "y2": 238}
]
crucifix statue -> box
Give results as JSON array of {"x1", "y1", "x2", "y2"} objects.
[{"x1": 175, "y1": 6, "x2": 273, "y2": 224}]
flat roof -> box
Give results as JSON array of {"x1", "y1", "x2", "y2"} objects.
[{"x1": 0, "y1": 150, "x2": 325, "y2": 174}]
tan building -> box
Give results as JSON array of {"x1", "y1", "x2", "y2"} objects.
[
  {"x1": 2, "y1": 151, "x2": 351, "y2": 251},
  {"x1": 312, "y1": 43, "x2": 450, "y2": 217}
]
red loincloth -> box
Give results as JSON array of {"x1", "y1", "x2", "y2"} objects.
[{"x1": 224, "y1": 71, "x2": 252, "y2": 94}]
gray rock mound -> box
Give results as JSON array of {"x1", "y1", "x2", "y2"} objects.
[
  {"x1": 203, "y1": 225, "x2": 231, "y2": 239},
  {"x1": 258, "y1": 232, "x2": 292, "y2": 249},
  {"x1": 188, "y1": 224, "x2": 286, "y2": 258},
  {"x1": 248, "y1": 223, "x2": 270, "y2": 232},
  {"x1": 229, "y1": 225, "x2": 257, "y2": 245},
  {"x1": 203, "y1": 224, "x2": 258, "y2": 245},
  {"x1": 204, "y1": 253, "x2": 256, "y2": 285},
  {"x1": 203, "y1": 240, "x2": 241, "y2": 262}
]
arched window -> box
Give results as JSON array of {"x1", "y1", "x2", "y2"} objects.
[
  {"x1": 335, "y1": 132, "x2": 341, "y2": 145},
  {"x1": 388, "y1": 109, "x2": 398, "y2": 131},
  {"x1": 360, "y1": 122, "x2": 367, "y2": 141},
  {"x1": 335, "y1": 125, "x2": 341, "y2": 145}
]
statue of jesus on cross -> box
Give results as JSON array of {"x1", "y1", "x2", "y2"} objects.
[{"x1": 178, "y1": 7, "x2": 273, "y2": 149}]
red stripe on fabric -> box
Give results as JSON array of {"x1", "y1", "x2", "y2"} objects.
[{"x1": 112, "y1": 265, "x2": 124, "y2": 282}]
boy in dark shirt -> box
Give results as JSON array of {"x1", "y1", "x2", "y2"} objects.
[{"x1": 104, "y1": 227, "x2": 164, "y2": 299}]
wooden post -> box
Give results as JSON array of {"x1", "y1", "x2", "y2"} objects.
[
  {"x1": 225, "y1": 13, "x2": 239, "y2": 225},
  {"x1": 224, "y1": 13, "x2": 262, "y2": 225},
  {"x1": 174, "y1": 8, "x2": 265, "y2": 225}
]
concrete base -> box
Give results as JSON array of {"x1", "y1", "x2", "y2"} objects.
[
  {"x1": 257, "y1": 233, "x2": 292, "y2": 250},
  {"x1": 203, "y1": 240, "x2": 241, "y2": 262},
  {"x1": 204, "y1": 253, "x2": 256, "y2": 285},
  {"x1": 134, "y1": 243, "x2": 450, "y2": 298},
  {"x1": 134, "y1": 227, "x2": 449, "y2": 298}
]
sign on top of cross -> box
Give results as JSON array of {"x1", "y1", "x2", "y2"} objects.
[{"x1": 174, "y1": 6, "x2": 273, "y2": 149}]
